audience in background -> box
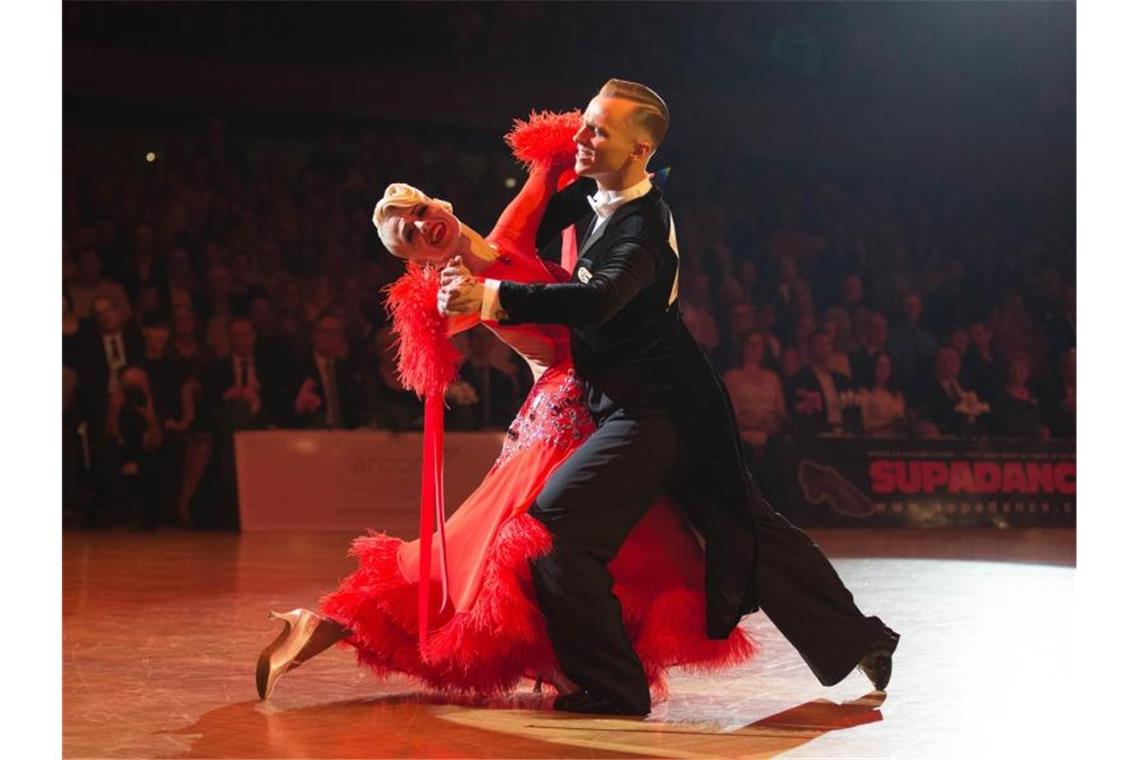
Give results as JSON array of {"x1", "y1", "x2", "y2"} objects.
[
  {"x1": 61, "y1": 110, "x2": 1076, "y2": 531},
  {"x1": 786, "y1": 330, "x2": 853, "y2": 436},
  {"x1": 887, "y1": 291, "x2": 939, "y2": 395},
  {"x1": 858, "y1": 353, "x2": 907, "y2": 438},
  {"x1": 724, "y1": 330, "x2": 787, "y2": 449},
  {"x1": 991, "y1": 351, "x2": 1050, "y2": 440}
]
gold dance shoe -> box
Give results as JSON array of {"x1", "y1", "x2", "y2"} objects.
[{"x1": 256, "y1": 608, "x2": 322, "y2": 700}]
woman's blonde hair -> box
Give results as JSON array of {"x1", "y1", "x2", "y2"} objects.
[{"x1": 372, "y1": 183, "x2": 453, "y2": 253}]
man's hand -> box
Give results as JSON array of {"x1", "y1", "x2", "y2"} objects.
[
  {"x1": 294, "y1": 378, "x2": 323, "y2": 415},
  {"x1": 438, "y1": 256, "x2": 484, "y2": 316}
]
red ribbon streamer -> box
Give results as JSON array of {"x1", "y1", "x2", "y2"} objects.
[{"x1": 418, "y1": 390, "x2": 450, "y2": 653}]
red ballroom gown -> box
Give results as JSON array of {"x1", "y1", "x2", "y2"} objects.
[{"x1": 318, "y1": 112, "x2": 755, "y2": 700}]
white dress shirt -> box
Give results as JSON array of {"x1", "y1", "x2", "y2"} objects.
[{"x1": 103, "y1": 332, "x2": 127, "y2": 393}]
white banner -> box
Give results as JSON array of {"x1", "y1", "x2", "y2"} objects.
[{"x1": 235, "y1": 430, "x2": 505, "y2": 532}]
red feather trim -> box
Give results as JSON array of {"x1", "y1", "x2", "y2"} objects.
[
  {"x1": 318, "y1": 510, "x2": 757, "y2": 699},
  {"x1": 384, "y1": 263, "x2": 462, "y2": 399},
  {"x1": 504, "y1": 110, "x2": 581, "y2": 174}
]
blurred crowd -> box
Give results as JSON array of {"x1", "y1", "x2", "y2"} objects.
[{"x1": 62, "y1": 115, "x2": 1074, "y2": 531}]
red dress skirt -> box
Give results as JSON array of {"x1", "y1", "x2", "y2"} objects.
[{"x1": 318, "y1": 359, "x2": 755, "y2": 699}]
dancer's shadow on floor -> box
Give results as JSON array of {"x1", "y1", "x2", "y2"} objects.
[{"x1": 158, "y1": 690, "x2": 885, "y2": 758}]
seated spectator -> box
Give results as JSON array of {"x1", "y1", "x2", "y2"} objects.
[
  {"x1": 229, "y1": 251, "x2": 266, "y2": 309},
  {"x1": 963, "y1": 321, "x2": 1000, "y2": 399},
  {"x1": 163, "y1": 247, "x2": 202, "y2": 313},
  {"x1": 362, "y1": 325, "x2": 421, "y2": 432},
  {"x1": 1046, "y1": 349, "x2": 1076, "y2": 439},
  {"x1": 119, "y1": 222, "x2": 166, "y2": 310},
  {"x1": 168, "y1": 304, "x2": 210, "y2": 377},
  {"x1": 1044, "y1": 285, "x2": 1076, "y2": 355},
  {"x1": 914, "y1": 345, "x2": 988, "y2": 437},
  {"x1": 68, "y1": 248, "x2": 132, "y2": 320},
  {"x1": 785, "y1": 329, "x2": 853, "y2": 436},
  {"x1": 820, "y1": 314, "x2": 853, "y2": 378},
  {"x1": 203, "y1": 264, "x2": 242, "y2": 358},
  {"x1": 716, "y1": 301, "x2": 757, "y2": 371},
  {"x1": 63, "y1": 291, "x2": 83, "y2": 369},
  {"x1": 680, "y1": 271, "x2": 719, "y2": 357},
  {"x1": 104, "y1": 366, "x2": 165, "y2": 530},
  {"x1": 208, "y1": 315, "x2": 287, "y2": 430},
  {"x1": 723, "y1": 330, "x2": 787, "y2": 447},
  {"x1": 75, "y1": 296, "x2": 145, "y2": 422},
  {"x1": 791, "y1": 312, "x2": 818, "y2": 359},
  {"x1": 248, "y1": 294, "x2": 295, "y2": 366},
  {"x1": 989, "y1": 291, "x2": 1036, "y2": 361},
  {"x1": 138, "y1": 312, "x2": 182, "y2": 429},
  {"x1": 991, "y1": 351, "x2": 1050, "y2": 439},
  {"x1": 947, "y1": 326, "x2": 970, "y2": 358},
  {"x1": 291, "y1": 312, "x2": 362, "y2": 429},
  {"x1": 778, "y1": 344, "x2": 804, "y2": 382},
  {"x1": 851, "y1": 311, "x2": 889, "y2": 388},
  {"x1": 858, "y1": 353, "x2": 907, "y2": 438},
  {"x1": 455, "y1": 325, "x2": 527, "y2": 431},
  {"x1": 164, "y1": 304, "x2": 213, "y2": 528},
  {"x1": 887, "y1": 291, "x2": 938, "y2": 395}
]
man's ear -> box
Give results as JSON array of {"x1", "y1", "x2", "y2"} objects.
[{"x1": 631, "y1": 141, "x2": 653, "y2": 161}]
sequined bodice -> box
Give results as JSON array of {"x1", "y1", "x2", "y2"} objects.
[{"x1": 492, "y1": 366, "x2": 595, "y2": 470}]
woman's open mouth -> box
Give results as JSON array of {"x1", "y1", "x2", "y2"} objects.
[{"x1": 428, "y1": 223, "x2": 446, "y2": 246}]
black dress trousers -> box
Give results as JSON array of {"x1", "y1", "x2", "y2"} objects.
[{"x1": 528, "y1": 403, "x2": 680, "y2": 713}]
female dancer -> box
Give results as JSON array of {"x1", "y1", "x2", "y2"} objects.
[{"x1": 255, "y1": 112, "x2": 754, "y2": 703}]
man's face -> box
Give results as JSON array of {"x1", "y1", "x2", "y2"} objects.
[
  {"x1": 574, "y1": 96, "x2": 644, "y2": 181},
  {"x1": 968, "y1": 322, "x2": 992, "y2": 351},
  {"x1": 168, "y1": 248, "x2": 191, "y2": 278},
  {"x1": 208, "y1": 266, "x2": 232, "y2": 299},
  {"x1": 949, "y1": 329, "x2": 969, "y2": 356},
  {"x1": 228, "y1": 320, "x2": 257, "y2": 357},
  {"x1": 249, "y1": 298, "x2": 273, "y2": 333},
  {"x1": 903, "y1": 294, "x2": 922, "y2": 323},
  {"x1": 92, "y1": 298, "x2": 120, "y2": 334},
  {"x1": 79, "y1": 250, "x2": 102, "y2": 282},
  {"x1": 809, "y1": 333, "x2": 833, "y2": 367},
  {"x1": 867, "y1": 314, "x2": 888, "y2": 346},
  {"x1": 841, "y1": 275, "x2": 863, "y2": 306},
  {"x1": 142, "y1": 324, "x2": 170, "y2": 355},
  {"x1": 730, "y1": 303, "x2": 757, "y2": 337},
  {"x1": 313, "y1": 317, "x2": 346, "y2": 358},
  {"x1": 935, "y1": 348, "x2": 960, "y2": 380}
]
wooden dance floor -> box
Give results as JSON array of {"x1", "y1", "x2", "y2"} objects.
[{"x1": 63, "y1": 525, "x2": 1075, "y2": 758}]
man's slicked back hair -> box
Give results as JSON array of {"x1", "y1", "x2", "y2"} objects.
[{"x1": 598, "y1": 79, "x2": 670, "y2": 148}]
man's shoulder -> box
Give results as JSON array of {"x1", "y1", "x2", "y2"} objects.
[{"x1": 607, "y1": 192, "x2": 671, "y2": 248}]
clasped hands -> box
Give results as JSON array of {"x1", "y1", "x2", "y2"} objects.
[{"x1": 437, "y1": 256, "x2": 483, "y2": 317}]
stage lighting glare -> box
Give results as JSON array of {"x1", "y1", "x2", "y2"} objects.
[
  {"x1": 145, "y1": 152, "x2": 156, "y2": 163},
  {"x1": 504, "y1": 177, "x2": 518, "y2": 189}
]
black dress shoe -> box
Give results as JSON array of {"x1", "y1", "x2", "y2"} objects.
[
  {"x1": 858, "y1": 647, "x2": 894, "y2": 691},
  {"x1": 553, "y1": 689, "x2": 649, "y2": 716}
]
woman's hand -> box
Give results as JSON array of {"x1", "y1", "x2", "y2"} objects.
[{"x1": 438, "y1": 256, "x2": 484, "y2": 317}]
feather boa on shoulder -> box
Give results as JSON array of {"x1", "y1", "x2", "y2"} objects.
[{"x1": 384, "y1": 263, "x2": 462, "y2": 400}]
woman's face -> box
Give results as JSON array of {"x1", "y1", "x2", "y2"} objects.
[
  {"x1": 1008, "y1": 357, "x2": 1031, "y2": 387},
  {"x1": 742, "y1": 334, "x2": 766, "y2": 367},
  {"x1": 874, "y1": 353, "x2": 892, "y2": 386},
  {"x1": 172, "y1": 307, "x2": 196, "y2": 337},
  {"x1": 375, "y1": 199, "x2": 460, "y2": 264}
]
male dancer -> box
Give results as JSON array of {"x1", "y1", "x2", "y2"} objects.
[{"x1": 441, "y1": 79, "x2": 898, "y2": 716}]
